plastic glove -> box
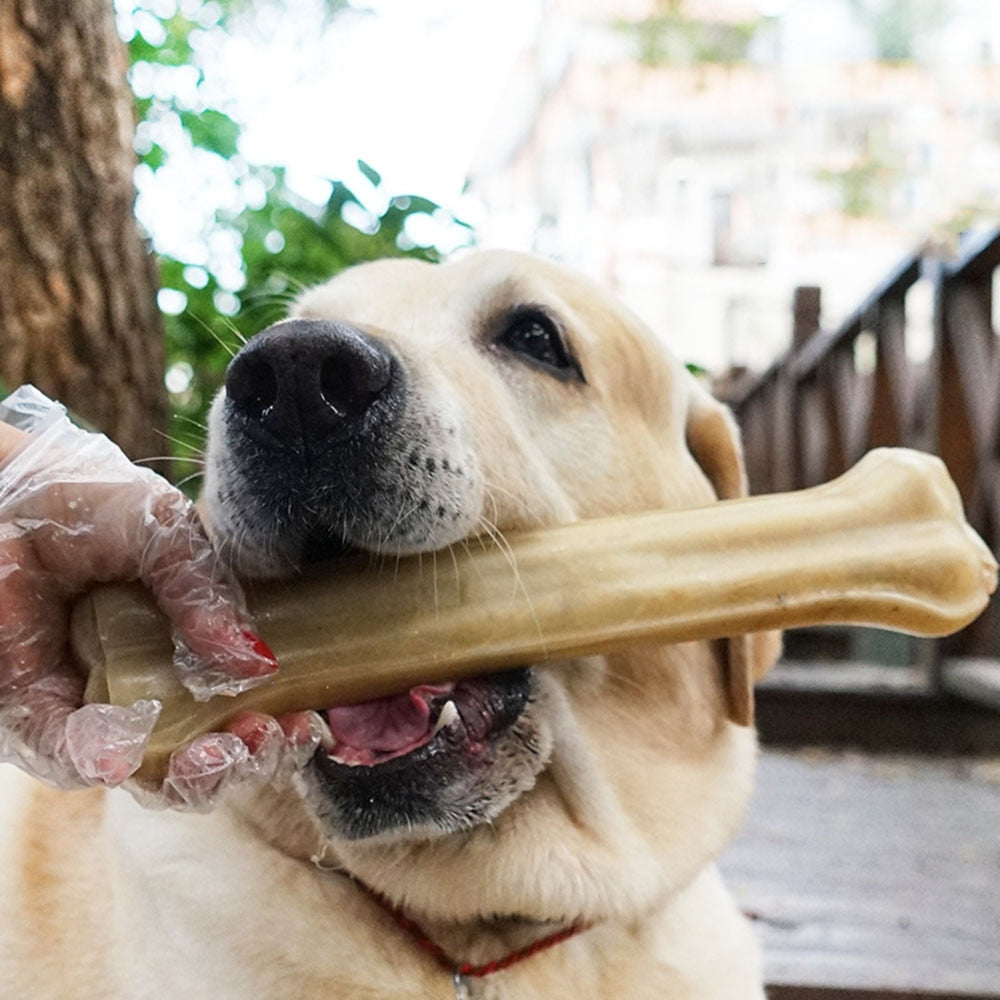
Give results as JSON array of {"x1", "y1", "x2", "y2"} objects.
[
  {"x1": 155, "y1": 710, "x2": 321, "y2": 811},
  {"x1": 0, "y1": 386, "x2": 317, "y2": 808}
]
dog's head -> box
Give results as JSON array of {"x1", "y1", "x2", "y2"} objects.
[{"x1": 202, "y1": 249, "x2": 777, "y2": 926}]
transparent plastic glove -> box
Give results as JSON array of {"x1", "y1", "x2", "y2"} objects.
[
  {"x1": 0, "y1": 385, "x2": 314, "y2": 805},
  {"x1": 155, "y1": 710, "x2": 321, "y2": 811}
]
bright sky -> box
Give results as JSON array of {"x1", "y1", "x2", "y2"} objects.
[{"x1": 225, "y1": 0, "x2": 542, "y2": 205}]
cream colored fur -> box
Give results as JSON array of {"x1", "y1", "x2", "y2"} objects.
[{"x1": 0, "y1": 250, "x2": 775, "y2": 999}]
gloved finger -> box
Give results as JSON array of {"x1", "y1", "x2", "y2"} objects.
[
  {"x1": 0, "y1": 531, "x2": 84, "y2": 789},
  {"x1": 64, "y1": 699, "x2": 161, "y2": 785},
  {"x1": 123, "y1": 485, "x2": 279, "y2": 697},
  {"x1": 24, "y1": 480, "x2": 279, "y2": 697},
  {"x1": 160, "y1": 732, "x2": 253, "y2": 810},
  {"x1": 0, "y1": 668, "x2": 158, "y2": 789},
  {"x1": 225, "y1": 710, "x2": 321, "y2": 781},
  {"x1": 0, "y1": 674, "x2": 87, "y2": 788},
  {"x1": 277, "y1": 710, "x2": 325, "y2": 763},
  {"x1": 153, "y1": 710, "x2": 321, "y2": 812},
  {"x1": 0, "y1": 533, "x2": 69, "y2": 691},
  {"x1": 0, "y1": 422, "x2": 28, "y2": 474},
  {"x1": 161, "y1": 714, "x2": 284, "y2": 811},
  {"x1": 9, "y1": 470, "x2": 279, "y2": 696},
  {"x1": 0, "y1": 533, "x2": 159, "y2": 790}
]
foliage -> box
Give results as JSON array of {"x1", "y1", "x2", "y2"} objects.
[
  {"x1": 115, "y1": 0, "x2": 471, "y2": 482},
  {"x1": 846, "y1": 0, "x2": 954, "y2": 61},
  {"x1": 617, "y1": 1, "x2": 763, "y2": 67}
]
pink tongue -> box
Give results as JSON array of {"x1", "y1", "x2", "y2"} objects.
[{"x1": 325, "y1": 684, "x2": 453, "y2": 753}]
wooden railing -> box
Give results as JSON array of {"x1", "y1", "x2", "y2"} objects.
[{"x1": 727, "y1": 230, "x2": 1000, "y2": 672}]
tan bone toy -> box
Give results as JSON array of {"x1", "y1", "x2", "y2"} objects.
[{"x1": 73, "y1": 448, "x2": 998, "y2": 784}]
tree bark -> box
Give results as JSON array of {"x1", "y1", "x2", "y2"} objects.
[{"x1": 0, "y1": 0, "x2": 167, "y2": 460}]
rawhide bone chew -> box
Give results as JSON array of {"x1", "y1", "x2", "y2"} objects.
[{"x1": 73, "y1": 448, "x2": 997, "y2": 783}]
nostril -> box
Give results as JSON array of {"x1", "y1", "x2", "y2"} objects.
[
  {"x1": 227, "y1": 353, "x2": 278, "y2": 421},
  {"x1": 227, "y1": 354, "x2": 278, "y2": 419},
  {"x1": 319, "y1": 344, "x2": 391, "y2": 419}
]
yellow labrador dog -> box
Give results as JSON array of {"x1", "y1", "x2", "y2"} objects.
[{"x1": 0, "y1": 250, "x2": 778, "y2": 999}]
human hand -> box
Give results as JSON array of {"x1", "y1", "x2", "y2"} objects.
[{"x1": 0, "y1": 386, "x2": 317, "y2": 808}]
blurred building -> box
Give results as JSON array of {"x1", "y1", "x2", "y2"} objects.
[{"x1": 466, "y1": 0, "x2": 1000, "y2": 372}]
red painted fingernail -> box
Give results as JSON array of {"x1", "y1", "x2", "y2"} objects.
[{"x1": 241, "y1": 630, "x2": 279, "y2": 671}]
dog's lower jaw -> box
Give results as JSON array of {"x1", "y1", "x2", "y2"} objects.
[
  {"x1": 301, "y1": 671, "x2": 551, "y2": 843},
  {"x1": 323, "y1": 716, "x2": 758, "y2": 931},
  {"x1": 274, "y1": 837, "x2": 763, "y2": 1000},
  {"x1": 198, "y1": 650, "x2": 761, "y2": 998}
]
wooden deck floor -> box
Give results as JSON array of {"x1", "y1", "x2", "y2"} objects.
[{"x1": 720, "y1": 750, "x2": 1000, "y2": 998}]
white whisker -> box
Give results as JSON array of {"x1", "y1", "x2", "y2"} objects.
[
  {"x1": 482, "y1": 479, "x2": 547, "y2": 530},
  {"x1": 472, "y1": 512, "x2": 549, "y2": 661}
]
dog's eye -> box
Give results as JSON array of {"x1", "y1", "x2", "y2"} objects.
[{"x1": 495, "y1": 309, "x2": 584, "y2": 382}]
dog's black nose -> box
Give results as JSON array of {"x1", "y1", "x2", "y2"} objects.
[{"x1": 225, "y1": 319, "x2": 396, "y2": 451}]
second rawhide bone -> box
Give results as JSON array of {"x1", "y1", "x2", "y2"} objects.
[{"x1": 74, "y1": 448, "x2": 998, "y2": 783}]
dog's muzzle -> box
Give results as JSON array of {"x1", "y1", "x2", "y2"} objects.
[{"x1": 210, "y1": 314, "x2": 483, "y2": 569}]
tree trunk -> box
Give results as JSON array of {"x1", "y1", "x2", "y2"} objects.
[{"x1": 0, "y1": 0, "x2": 167, "y2": 460}]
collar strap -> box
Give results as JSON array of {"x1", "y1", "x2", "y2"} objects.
[{"x1": 360, "y1": 882, "x2": 592, "y2": 979}]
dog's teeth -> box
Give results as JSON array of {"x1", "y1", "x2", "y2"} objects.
[
  {"x1": 431, "y1": 699, "x2": 459, "y2": 738},
  {"x1": 312, "y1": 711, "x2": 335, "y2": 751},
  {"x1": 440, "y1": 699, "x2": 460, "y2": 728}
]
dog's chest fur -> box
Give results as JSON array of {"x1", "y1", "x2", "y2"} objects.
[{"x1": 0, "y1": 772, "x2": 762, "y2": 999}]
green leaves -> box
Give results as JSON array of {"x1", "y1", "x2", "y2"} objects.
[
  {"x1": 357, "y1": 159, "x2": 382, "y2": 187},
  {"x1": 846, "y1": 0, "x2": 954, "y2": 61},
  {"x1": 618, "y1": 5, "x2": 763, "y2": 67},
  {"x1": 178, "y1": 109, "x2": 241, "y2": 158}
]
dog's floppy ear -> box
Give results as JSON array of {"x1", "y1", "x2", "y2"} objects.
[{"x1": 685, "y1": 379, "x2": 782, "y2": 726}]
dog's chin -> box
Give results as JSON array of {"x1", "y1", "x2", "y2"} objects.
[{"x1": 302, "y1": 667, "x2": 549, "y2": 842}]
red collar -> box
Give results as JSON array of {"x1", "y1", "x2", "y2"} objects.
[{"x1": 359, "y1": 881, "x2": 592, "y2": 980}]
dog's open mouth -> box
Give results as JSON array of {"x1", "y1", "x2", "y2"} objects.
[
  {"x1": 314, "y1": 668, "x2": 532, "y2": 770},
  {"x1": 306, "y1": 668, "x2": 536, "y2": 839}
]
